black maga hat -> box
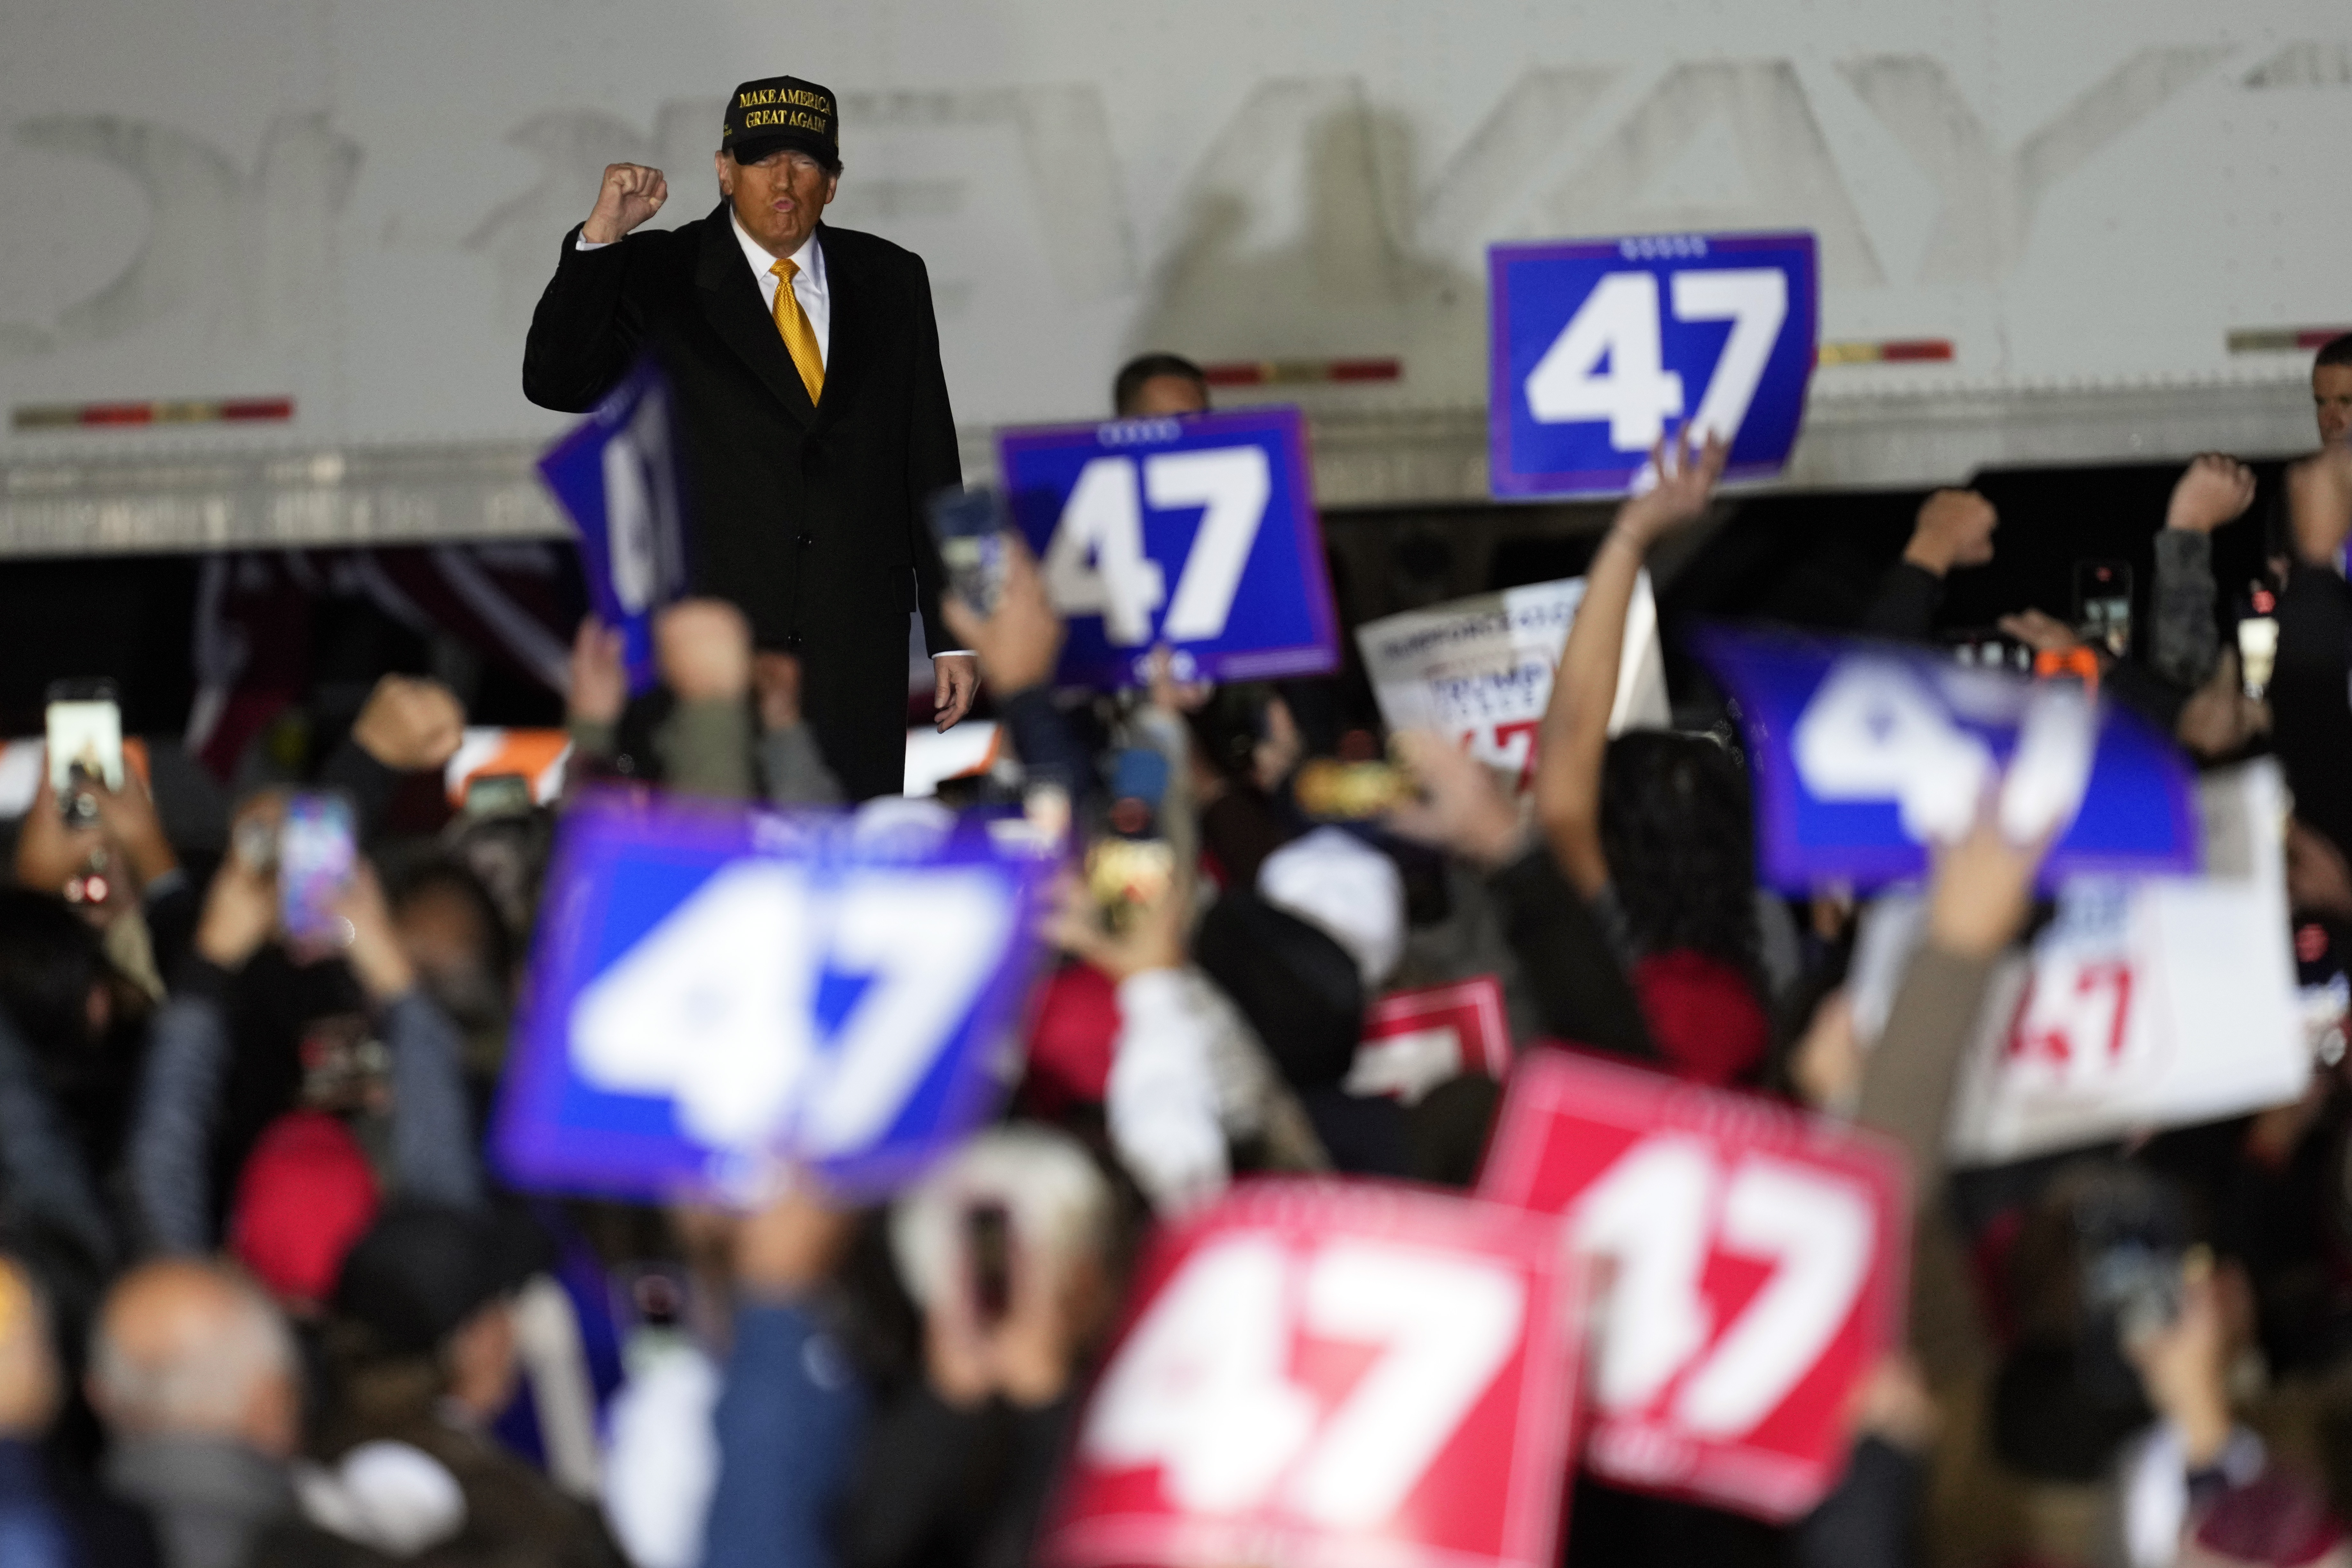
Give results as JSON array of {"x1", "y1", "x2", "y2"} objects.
[{"x1": 722, "y1": 75, "x2": 840, "y2": 169}]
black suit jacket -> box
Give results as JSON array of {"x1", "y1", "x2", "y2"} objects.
[{"x1": 522, "y1": 202, "x2": 960, "y2": 799}]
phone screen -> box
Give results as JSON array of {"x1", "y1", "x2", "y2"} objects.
[
  {"x1": 279, "y1": 794, "x2": 357, "y2": 943},
  {"x1": 926, "y1": 487, "x2": 1012, "y2": 616},
  {"x1": 44, "y1": 681, "x2": 124, "y2": 802},
  {"x1": 1086, "y1": 837, "x2": 1174, "y2": 933},
  {"x1": 2074, "y1": 561, "x2": 2133, "y2": 658},
  {"x1": 462, "y1": 773, "x2": 535, "y2": 820}
]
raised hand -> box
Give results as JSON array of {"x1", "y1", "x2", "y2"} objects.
[
  {"x1": 195, "y1": 795, "x2": 284, "y2": 971},
  {"x1": 1923, "y1": 798, "x2": 2048, "y2": 961},
  {"x1": 1996, "y1": 608, "x2": 2084, "y2": 656},
  {"x1": 2166, "y1": 452, "x2": 2257, "y2": 534},
  {"x1": 1616, "y1": 425, "x2": 1729, "y2": 549},
  {"x1": 2287, "y1": 445, "x2": 2352, "y2": 567},
  {"x1": 582, "y1": 163, "x2": 669, "y2": 245},
  {"x1": 568, "y1": 617, "x2": 628, "y2": 729},
  {"x1": 1903, "y1": 489, "x2": 1999, "y2": 575},
  {"x1": 1382, "y1": 730, "x2": 1527, "y2": 870},
  {"x1": 654, "y1": 599, "x2": 753, "y2": 704},
  {"x1": 941, "y1": 534, "x2": 1065, "y2": 698}
]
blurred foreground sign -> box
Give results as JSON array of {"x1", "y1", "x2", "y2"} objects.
[
  {"x1": 1847, "y1": 761, "x2": 2307, "y2": 1165},
  {"x1": 1693, "y1": 628, "x2": 2200, "y2": 891},
  {"x1": 1357, "y1": 573, "x2": 1668, "y2": 787},
  {"x1": 1489, "y1": 232, "x2": 1818, "y2": 498},
  {"x1": 1044, "y1": 1180, "x2": 1582, "y2": 1568},
  {"x1": 537, "y1": 359, "x2": 691, "y2": 693},
  {"x1": 495, "y1": 793, "x2": 1056, "y2": 1204},
  {"x1": 1479, "y1": 1050, "x2": 1907, "y2": 1521},
  {"x1": 999, "y1": 408, "x2": 1340, "y2": 689}
]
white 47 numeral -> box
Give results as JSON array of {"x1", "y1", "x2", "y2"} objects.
[
  {"x1": 1081, "y1": 1235, "x2": 1524, "y2": 1527},
  {"x1": 567, "y1": 865, "x2": 1012, "y2": 1155},
  {"x1": 1042, "y1": 447, "x2": 1271, "y2": 647},
  {"x1": 1572, "y1": 1137, "x2": 1873, "y2": 1438},
  {"x1": 1525, "y1": 267, "x2": 1787, "y2": 452}
]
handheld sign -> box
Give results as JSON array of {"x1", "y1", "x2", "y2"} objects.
[
  {"x1": 1356, "y1": 573, "x2": 1669, "y2": 788},
  {"x1": 998, "y1": 408, "x2": 1339, "y2": 689},
  {"x1": 1479, "y1": 1050, "x2": 1907, "y2": 1522},
  {"x1": 1044, "y1": 1179, "x2": 1583, "y2": 1568},
  {"x1": 1345, "y1": 975, "x2": 1514, "y2": 1103},
  {"x1": 1692, "y1": 626, "x2": 2200, "y2": 892},
  {"x1": 1490, "y1": 232, "x2": 1818, "y2": 498},
  {"x1": 1846, "y1": 761, "x2": 2307, "y2": 1165},
  {"x1": 537, "y1": 359, "x2": 691, "y2": 692},
  {"x1": 494, "y1": 792, "x2": 1056, "y2": 1204}
]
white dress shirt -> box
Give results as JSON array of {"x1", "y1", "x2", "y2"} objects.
[{"x1": 729, "y1": 215, "x2": 829, "y2": 366}]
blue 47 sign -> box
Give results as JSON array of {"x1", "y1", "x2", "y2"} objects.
[
  {"x1": 1692, "y1": 627, "x2": 2200, "y2": 892},
  {"x1": 537, "y1": 358, "x2": 691, "y2": 693},
  {"x1": 998, "y1": 407, "x2": 1340, "y2": 689},
  {"x1": 1489, "y1": 233, "x2": 1818, "y2": 498},
  {"x1": 494, "y1": 793, "x2": 1057, "y2": 1204}
]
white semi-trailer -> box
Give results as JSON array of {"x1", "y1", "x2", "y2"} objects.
[{"x1": 0, "y1": 0, "x2": 2344, "y2": 551}]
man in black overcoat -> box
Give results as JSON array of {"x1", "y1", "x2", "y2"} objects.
[{"x1": 522, "y1": 74, "x2": 978, "y2": 800}]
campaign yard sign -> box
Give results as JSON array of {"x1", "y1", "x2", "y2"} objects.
[
  {"x1": 1356, "y1": 572, "x2": 1669, "y2": 788},
  {"x1": 1845, "y1": 760, "x2": 2309, "y2": 1166},
  {"x1": 494, "y1": 792, "x2": 1058, "y2": 1204},
  {"x1": 1043, "y1": 1179, "x2": 1584, "y2": 1568},
  {"x1": 1692, "y1": 626, "x2": 2201, "y2": 892},
  {"x1": 1479, "y1": 1050, "x2": 1908, "y2": 1522},
  {"x1": 537, "y1": 358, "x2": 692, "y2": 693},
  {"x1": 998, "y1": 407, "x2": 1339, "y2": 689},
  {"x1": 1490, "y1": 232, "x2": 1818, "y2": 498}
]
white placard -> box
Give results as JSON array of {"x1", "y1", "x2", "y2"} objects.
[
  {"x1": 1847, "y1": 759, "x2": 2307, "y2": 1165},
  {"x1": 1354, "y1": 573, "x2": 1669, "y2": 786}
]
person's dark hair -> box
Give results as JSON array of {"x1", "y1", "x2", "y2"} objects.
[
  {"x1": 1112, "y1": 353, "x2": 1209, "y2": 417},
  {"x1": 387, "y1": 854, "x2": 515, "y2": 983},
  {"x1": 1598, "y1": 731, "x2": 1761, "y2": 981},
  {"x1": 0, "y1": 890, "x2": 106, "y2": 1056},
  {"x1": 1191, "y1": 892, "x2": 1364, "y2": 1089},
  {"x1": 2317, "y1": 332, "x2": 2352, "y2": 372}
]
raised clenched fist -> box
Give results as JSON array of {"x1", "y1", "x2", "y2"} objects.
[
  {"x1": 1904, "y1": 488, "x2": 1999, "y2": 576},
  {"x1": 2165, "y1": 452, "x2": 2257, "y2": 535},
  {"x1": 582, "y1": 163, "x2": 669, "y2": 244}
]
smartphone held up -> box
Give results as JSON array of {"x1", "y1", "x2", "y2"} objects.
[
  {"x1": 44, "y1": 678, "x2": 124, "y2": 829},
  {"x1": 928, "y1": 485, "x2": 1014, "y2": 616},
  {"x1": 277, "y1": 793, "x2": 359, "y2": 947}
]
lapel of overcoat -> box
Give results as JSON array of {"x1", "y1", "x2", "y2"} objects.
[
  {"x1": 808, "y1": 225, "x2": 868, "y2": 435},
  {"x1": 693, "y1": 202, "x2": 816, "y2": 428}
]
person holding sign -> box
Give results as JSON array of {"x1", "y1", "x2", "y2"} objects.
[
  {"x1": 522, "y1": 76, "x2": 977, "y2": 801},
  {"x1": 1529, "y1": 427, "x2": 1774, "y2": 1087}
]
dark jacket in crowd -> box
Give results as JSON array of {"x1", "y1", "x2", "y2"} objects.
[{"x1": 521, "y1": 202, "x2": 962, "y2": 802}]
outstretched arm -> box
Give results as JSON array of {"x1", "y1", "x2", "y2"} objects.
[
  {"x1": 1533, "y1": 429, "x2": 1726, "y2": 896},
  {"x1": 522, "y1": 163, "x2": 667, "y2": 412}
]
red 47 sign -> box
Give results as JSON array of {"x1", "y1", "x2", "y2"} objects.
[
  {"x1": 1041, "y1": 1180, "x2": 1583, "y2": 1568},
  {"x1": 1478, "y1": 1050, "x2": 1908, "y2": 1521}
]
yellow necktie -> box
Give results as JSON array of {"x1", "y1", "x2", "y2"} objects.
[{"x1": 769, "y1": 259, "x2": 824, "y2": 404}]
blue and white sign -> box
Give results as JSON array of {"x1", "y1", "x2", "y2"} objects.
[
  {"x1": 1489, "y1": 232, "x2": 1818, "y2": 498},
  {"x1": 494, "y1": 792, "x2": 1058, "y2": 1204},
  {"x1": 998, "y1": 407, "x2": 1340, "y2": 689},
  {"x1": 537, "y1": 358, "x2": 691, "y2": 693},
  {"x1": 1692, "y1": 628, "x2": 2201, "y2": 892}
]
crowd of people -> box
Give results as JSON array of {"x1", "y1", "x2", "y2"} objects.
[{"x1": 0, "y1": 335, "x2": 2346, "y2": 1568}]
